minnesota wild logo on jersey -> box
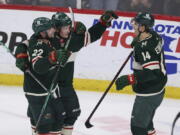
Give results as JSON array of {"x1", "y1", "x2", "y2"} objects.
[{"x1": 131, "y1": 31, "x2": 167, "y2": 95}]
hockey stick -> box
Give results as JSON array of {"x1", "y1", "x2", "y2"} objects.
[
  {"x1": 171, "y1": 111, "x2": 180, "y2": 135},
  {"x1": 35, "y1": 7, "x2": 75, "y2": 131},
  {"x1": 0, "y1": 42, "x2": 49, "y2": 92},
  {"x1": 35, "y1": 65, "x2": 62, "y2": 131},
  {"x1": 68, "y1": 6, "x2": 75, "y2": 28},
  {"x1": 85, "y1": 51, "x2": 133, "y2": 128}
]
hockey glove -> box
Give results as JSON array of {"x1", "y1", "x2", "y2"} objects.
[
  {"x1": 115, "y1": 74, "x2": 136, "y2": 90},
  {"x1": 100, "y1": 10, "x2": 118, "y2": 27},
  {"x1": 74, "y1": 21, "x2": 86, "y2": 34},
  {"x1": 16, "y1": 53, "x2": 29, "y2": 72},
  {"x1": 48, "y1": 49, "x2": 71, "y2": 66}
]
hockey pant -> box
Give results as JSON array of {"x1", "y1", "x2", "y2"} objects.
[
  {"x1": 131, "y1": 90, "x2": 165, "y2": 135},
  {"x1": 26, "y1": 95, "x2": 65, "y2": 134}
]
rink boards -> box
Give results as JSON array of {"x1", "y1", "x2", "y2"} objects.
[
  {"x1": 0, "y1": 74, "x2": 180, "y2": 99},
  {"x1": 0, "y1": 5, "x2": 179, "y2": 99}
]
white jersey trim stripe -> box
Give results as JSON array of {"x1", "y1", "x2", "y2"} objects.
[
  {"x1": 143, "y1": 61, "x2": 160, "y2": 70},
  {"x1": 160, "y1": 53, "x2": 166, "y2": 75},
  {"x1": 63, "y1": 125, "x2": 74, "y2": 129},
  {"x1": 49, "y1": 131, "x2": 61, "y2": 134},
  {"x1": 32, "y1": 56, "x2": 42, "y2": 63},
  {"x1": 84, "y1": 31, "x2": 88, "y2": 46},
  {"x1": 144, "y1": 64, "x2": 160, "y2": 70},
  {"x1": 143, "y1": 61, "x2": 159, "y2": 67},
  {"x1": 67, "y1": 52, "x2": 77, "y2": 63},
  {"x1": 32, "y1": 56, "x2": 43, "y2": 69},
  {"x1": 84, "y1": 31, "x2": 91, "y2": 46},
  {"x1": 135, "y1": 88, "x2": 165, "y2": 97},
  {"x1": 22, "y1": 40, "x2": 29, "y2": 47},
  {"x1": 25, "y1": 92, "x2": 48, "y2": 96},
  {"x1": 24, "y1": 87, "x2": 56, "y2": 96},
  {"x1": 133, "y1": 61, "x2": 143, "y2": 70}
]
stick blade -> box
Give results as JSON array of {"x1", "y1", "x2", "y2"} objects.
[{"x1": 85, "y1": 120, "x2": 93, "y2": 128}]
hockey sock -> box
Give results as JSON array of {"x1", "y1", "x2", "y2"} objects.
[
  {"x1": 31, "y1": 125, "x2": 36, "y2": 135},
  {"x1": 62, "y1": 125, "x2": 73, "y2": 135},
  {"x1": 131, "y1": 125, "x2": 147, "y2": 135},
  {"x1": 148, "y1": 129, "x2": 156, "y2": 135}
]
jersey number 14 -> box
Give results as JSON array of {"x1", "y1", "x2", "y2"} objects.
[{"x1": 141, "y1": 51, "x2": 151, "y2": 61}]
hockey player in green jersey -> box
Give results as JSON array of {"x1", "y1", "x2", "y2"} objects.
[
  {"x1": 115, "y1": 12, "x2": 167, "y2": 135},
  {"x1": 50, "y1": 11, "x2": 118, "y2": 135},
  {"x1": 15, "y1": 11, "x2": 118, "y2": 135},
  {"x1": 15, "y1": 17, "x2": 71, "y2": 135}
]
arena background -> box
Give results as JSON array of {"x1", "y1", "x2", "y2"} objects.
[{"x1": 0, "y1": 5, "x2": 179, "y2": 99}]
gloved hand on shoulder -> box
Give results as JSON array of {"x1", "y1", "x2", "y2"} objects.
[
  {"x1": 115, "y1": 74, "x2": 136, "y2": 90},
  {"x1": 100, "y1": 10, "x2": 118, "y2": 27},
  {"x1": 73, "y1": 21, "x2": 86, "y2": 34},
  {"x1": 48, "y1": 49, "x2": 71, "y2": 66}
]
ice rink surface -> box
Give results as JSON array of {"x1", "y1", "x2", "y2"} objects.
[{"x1": 0, "y1": 86, "x2": 179, "y2": 135}]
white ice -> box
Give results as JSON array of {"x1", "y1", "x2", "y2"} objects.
[{"x1": 0, "y1": 86, "x2": 180, "y2": 135}]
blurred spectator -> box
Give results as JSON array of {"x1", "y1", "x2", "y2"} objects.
[
  {"x1": 5, "y1": 0, "x2": 77, "y2": 7},
  {"x1": 163, "y1": 0, "x2": 180, "y2": 16},
  {"x1": 147, "y1": 0, "x2": 164, "y2": 14},
  {"x1": 0, "y1": 0, "x2": 7, "y2": 4},
  {"x1": 51, "y1": 0, "x2": 76, "y2": 8},
  {"x1": 2, "y1": 0, "x2": 180, "y2": 17},
  {"x1": 117, "y1": 0, "x2": 131, "y2": 11},
  {"x1": 6, "y1": 0, "x2": 35, "y2": 5},
  {"x1": 36, "y1": 0, "x2": 51, "y2": 6},
  {"x1": 88, "y1": 0, "x2": 119, "y2": 10},
  {"x1": 130, "y1": 0, "x2": 152, "y2": 12},
  {"x1": 118, "y1": 0, "x2": 164, "y2": 15},
  {"x1": 81, "y1": 0, "x2": 88, "y2": 8}
]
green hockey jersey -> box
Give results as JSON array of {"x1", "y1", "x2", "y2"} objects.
[
  {"x1": 131, "y1": 31, "x2": 167, "y2": 95},
  {"x1": 18, "y1": 22, "x2": 106, "y2": 95}
]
